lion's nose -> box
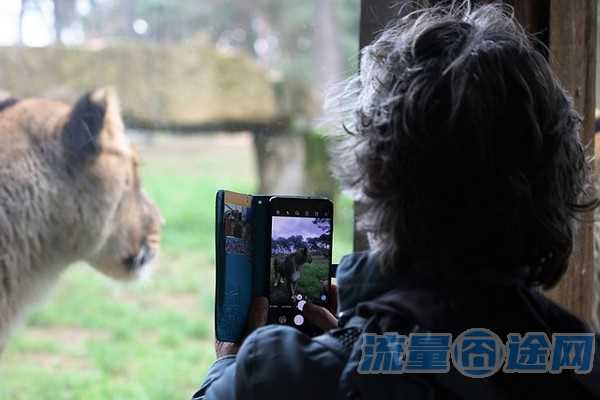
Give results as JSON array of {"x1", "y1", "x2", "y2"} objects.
[
  {"x1": 138, "y1": 245, "x2": 156, "y2": 266},
  {"x1": 124, "y1": 244, "x2": 156, "y2": 270},
  {"x1": 123, "y1": 254, "x2": 137, "y2": 270}
]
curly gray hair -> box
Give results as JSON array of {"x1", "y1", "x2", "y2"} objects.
[{"x1": 329, "y1": 1, "x2": 596, "y2": 288}]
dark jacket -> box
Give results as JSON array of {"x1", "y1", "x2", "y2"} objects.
[{"x1": 193, "y1": 252, "x2": 600, "y2": 399}]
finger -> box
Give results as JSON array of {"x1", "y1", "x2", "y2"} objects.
[
  {"x1": 215, "y1": 340, "x2": 239, "y2": 358},
  {"x1": 248, "y1": 296, "x2": 269, "y2": 331},
  {"x1": 304, "y1": 303, "x2": 338, "y2": 331},
  {"x1": 329, "y1": 283, "x2": 338, "y2": 315}
]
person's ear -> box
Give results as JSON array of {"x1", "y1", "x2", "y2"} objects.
[{"x1": 62, "y1": 87, "x2": 123, "y2": 158}]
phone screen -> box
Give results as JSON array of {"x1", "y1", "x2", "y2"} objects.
[{"x1": 268, "y1": 197, "x2": 333, "y2": 330}]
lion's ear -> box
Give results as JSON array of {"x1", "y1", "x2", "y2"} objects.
[{"x1": 63, "y1": 87, "x2": 124, "y2": 158}]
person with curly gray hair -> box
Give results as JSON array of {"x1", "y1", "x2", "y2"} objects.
[{"x1": 193, "y1": 3, "x2": 599, "y2": 399}]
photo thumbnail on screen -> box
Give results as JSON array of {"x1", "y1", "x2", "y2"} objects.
[{"x1": 223, "y1": 197, "x2": 252, "y2": 257}]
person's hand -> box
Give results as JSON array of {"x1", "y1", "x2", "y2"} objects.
[
  {"x1": 214, "y1": 296, "x2": 269, "y2": 358},
  {"x1": 215, "y1": 341, "x2": 239, "y2": 358},
  {"x1": 303, "y1": 283, "x2": 338, "y2": 331}
]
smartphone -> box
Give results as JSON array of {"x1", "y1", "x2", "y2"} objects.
[{"x1": 267, "y1": 196, "x2": 333, "y2": 335}]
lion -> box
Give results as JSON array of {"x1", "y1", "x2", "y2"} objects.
[
  {"x1": 272, "y1": 246, "x2": 312, "y2": 299},
  {"x1": 0, "y1": 87, "x2": 162, "y2": 352}
]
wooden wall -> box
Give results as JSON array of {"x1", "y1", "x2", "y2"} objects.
[{"x1": 543, "y1": 0, "x2": 597, "y2": 324}]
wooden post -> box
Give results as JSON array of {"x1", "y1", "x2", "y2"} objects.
[
  {"x1": 507, "y1": 0, "x2": 550, "y2": 56},
  {"x1": 359, "y1": 0, "x2": 398, "y2": 49},
  {"x1": 356, "y1": 0, "x2": 597, "y2": 324},
  {"x1": 542, "y1": 0, "x2": 597, "y2": 323},
  {"x1": 511, "y1": 0, "x2": 598, "y2": 323}
]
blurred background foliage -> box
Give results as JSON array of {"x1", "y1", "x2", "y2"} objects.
[
  {"x1": 6, "y1": 0, "x2": 362, "y2": 197},
  {"x1": 17, "y1": 0, "x2": 360, "y2": 86},
  {"x1": 0, "y1": 1, "x2": 360, "y2": 398}
]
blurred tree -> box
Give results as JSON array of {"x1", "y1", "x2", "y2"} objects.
[
  {"x1": 273, "y1": 235, "x2": 310, "y2": 253},
  {"x1": 313, "y1": 218, "x2": 332, "y2": 235},
  {"x1": 21, "y1": 0, "x2": 361, "y2": 81},
  {"x1": 303, "y1": 130, "x2": 339, "y2": 199},
  {"x1": 318, "y1": 233, "x2": 332, "y2": 250},
  {"x1": 124, "y1": 0, "x2": 137, "y2": 38},
  {"x1": 52, "y1": 0, "x2": 76, "y2": 44},
  {"x1": 18, "y1": 0, "x2": 27, "y2": 45},
  {"x1": 313, "y1": 0, "x2": 342, "y2": 94},
  {"x1": 70, "y1": 0, "x2": 360, "y2": 84},
  {"x1": 20, "y1": 0, "x2": 361, "y2": 196},
  {"x1": 19, "y1": 0, "x2": 76, "y2": 45}
]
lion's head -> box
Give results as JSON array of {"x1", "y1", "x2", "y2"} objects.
[
  {"x1": 0, "y1": 87, "x2": 164, "y2": 350},
  {"x1": 59, "y1": 87, "x2": 162, "y2": 280}
]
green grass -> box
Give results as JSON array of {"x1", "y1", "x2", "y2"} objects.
[
  {"x1": 297, "y1": 256, "x2": 330, "y2": 300},
  {"x1": 0, "y1": 133, "x2": 353, "y2": 400}
]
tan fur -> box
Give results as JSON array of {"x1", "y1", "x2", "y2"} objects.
[{"x1": 0, "y1": 88, "x2": 162, "y2": 352}]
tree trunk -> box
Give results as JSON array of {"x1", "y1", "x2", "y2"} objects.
[
  {"x1": 313, "y1": 0, "x2": 343, "y2": 100},
  {"x1": 52, "y1": 0, "x2": 76, "y2": 45},
  {"x1": 253, "y1": 131, "x2": 306, "y2": 195},
  {"x1": 53, "y1": 0, "x2": 64, "y2": 44},
  {"x1": 542, "y1": 0, "x2": 597, "y2": 327},
  {"x1": 18, "y1": 0, "x2": 27, "y2": 46},
  {"x1": 124, "y1": 0, "x2": 137, "y2": 38}
]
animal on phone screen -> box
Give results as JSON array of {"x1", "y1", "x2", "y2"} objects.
[{"x1": 273, "y1": 246, "x2": 312, "y2": 299}]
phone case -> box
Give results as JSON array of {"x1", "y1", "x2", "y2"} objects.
[
  {"x1": 215, "y1": 190, "x2": 335, "y2": 341},
  {"x1": 215, "y1": 190, "x2": 268, "y2": 342}
]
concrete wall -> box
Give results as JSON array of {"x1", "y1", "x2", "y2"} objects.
[{"x1": 0, "y1": 39, "x2": 277, "y2": 126}]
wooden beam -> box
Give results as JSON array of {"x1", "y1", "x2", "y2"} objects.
[
  {"x1": 123, "y1": 116, "x2": 291, "y2": 135},
  {"x1": 543, "y1": 0, "x2": 597, "y2": 323}
]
